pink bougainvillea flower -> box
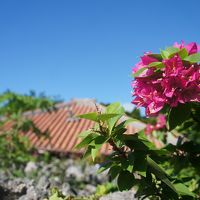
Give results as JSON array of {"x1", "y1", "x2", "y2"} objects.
[
  {"x1": 174, "y1": 41, "x2": 200, "y2": 54},
  {"x1": 146, "y1": 101, "x2": 165, "y2": 116},
  {"x1": 132, "y1": 41, "x2": 200, "y2": 115},
  {"x1": 185, "y1": 42, "x2": 198, "y2": 55},
  {"x1": 145, "y1": 124, "x2": 155, "y2": 135},
  {"x1": 132, "y1": 62, "x2": 144, "y2": 73},
  {"x1": 132, "y1": 54, "x2": 158, "y2": 78},
  {"x1": 145, "y1": 114, "x2": 166, "y2": 135},
  {"x1": 141, "y1": 54, "x2": 158, "y2": 65},
  {"x1": 174, "y1": 41, "x2": 185, "y2": 49},
  {"x1": 163, "y1": 55, "x2": 183, "y2": 77},
  {"x1": 155, "y1": 114, "x2": 166, "y2": 129}
]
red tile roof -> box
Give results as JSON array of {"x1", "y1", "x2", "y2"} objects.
[{"x1": 23, "y1": 99, "x2": 146, "y2": 154}]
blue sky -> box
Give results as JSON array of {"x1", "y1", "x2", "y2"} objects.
[{"x1": 1, "y1": 0, "x2": 200, "y2": 106}]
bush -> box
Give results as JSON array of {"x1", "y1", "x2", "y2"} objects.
[{"x1": 76, "y1": 42, "x2": 200, "y2": 199}]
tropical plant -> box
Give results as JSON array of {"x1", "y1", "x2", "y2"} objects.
[
  {"x1": 0, "y1": 91, "x2": 57, "y2": 173},
  {"x1": 76, "y1": 42, "x2": 200, "y2": 199}
]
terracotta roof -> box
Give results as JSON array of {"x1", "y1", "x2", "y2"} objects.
[{"x1": 22, "y1": 99, "x2": 146, "y2": 154}]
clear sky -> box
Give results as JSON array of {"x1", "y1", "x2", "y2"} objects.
[{"x1": 1, "y1": 0, "x2": 200, "y2": 105}]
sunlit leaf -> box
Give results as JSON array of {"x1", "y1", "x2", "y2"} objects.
[
  {"x1": 147, "y1": 156, "x2": 176, "y2": 193},
  {"x1": 178, "y1": 48, "x2": 188, "y2": 59},
  {"x1": 78, "y1": 112, "x2": 98, "y2": 122},
  {"x1": 75, "y1": 134, "x2": 98, "y2": 149},
  {"x1": 148, "y1": 54, "x2": 162, "y2": 61},
  {"x1": 148, "y1": 62, "x2": 165, "y2": 69},
  {"x1": 106, "y1": 103, "x2": 124, "y2": 134},
  {"x1": 98, "y1": 113, "x2": 121, "y2": 121},
  {"x1": 174, "y1": 183, "x2": 196, "y2": 197},
  {"x1": 132, "y1": 67, "x2": 148, "y2": 78},
  {"x1": 184, "y1": 53, "x2": 200, "y2": 63},
  {"x1": 165, "y1": 47, "x2": 180, "y2": 57},
  {"x1": 160, "y1": 50, "x2": 170, "y2": 59}
]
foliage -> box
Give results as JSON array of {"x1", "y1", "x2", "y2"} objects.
[
  {"x1": 130, "y1": 42, "x2": 200, "y2": 198},
  {"x1": 95, "y1": 182, "x2": 118, "y2": 196},
  {"x1": 0, "y1": 91, "x2": 57, "y2": 173},
  {"x1": 48, "y1": 188, "x2": 68, "y2": 200},
  {"x1": 125, "y1": 107, "x2": 143, "y2": 120},
  {"x1": 75, "y1": 42, "x2": 200, "y2": 199},
  {"x1": 46, "y1": 188, "x2": 100, "y2": 200},
  {"x1": 76, "y1": 101, "x2": 200, "y2": 199}
]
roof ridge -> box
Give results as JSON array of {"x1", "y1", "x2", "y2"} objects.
[{"x1": 23, "y1": 98, "x2": 100, "y2": 117}]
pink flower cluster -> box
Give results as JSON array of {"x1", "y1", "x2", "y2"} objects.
[
  {"x1": 145, "y1": 114, "x2": 166, "y2": 135},
  {"x1": 132, "y1": 42, "x2": 200, "y2": 116}
]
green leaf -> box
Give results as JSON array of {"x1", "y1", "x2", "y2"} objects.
[
  {"x1": 49, "y1": 193, "x2": 65, "y2": 200},
  {"x1": 106, "y1": 103, "x2": 124, "y2": 134},
  {"x1": 160, "y1": 46, "x2": 182, "y2": 59},
  {"x1": 113, "y1": 118, "x2": 138, "y2": 135},
  {"x1": 49, "y1": 189, "x2": 67, "y2": 200},
  {"x1": 88, "y1": 136, "x2": 108, "y2": 159},
  {"x1": 83, "y1": 146, "x2": 92, "y2": 159},
  {"x1": 132, "y1": 67, "x2": 148, "y2": 78},
  {"x1": 78, "y1": 112, "x2": 98, "y2": 122},
  {"x1": 160, "y1": 50, "x2": 170, "y2": 59},
  {"x1": 178, "y1": 48, "x2": 188, "y2": 59},
  {"x1": 106, "y1": 102, "x2": 124, "y2": 115},
  {"x1": 98, "y1": 113, "x2": 121, "y2": 121},
  {"x1": 91, "y1": 148, "x2": 98, "y2": 161},
  {"x1": 113, "y1": 128, "x2": 127, "y2": 138},
  {"x1": 75, "y1": 134, "x2": 97, "y2": 149},
  {"x1": 137, "y1": 131, "x2": 157, "y2": 150},
  {"x1": 184, "y1": 52, "x2": 200, "y2": 63},
  {"x1": 179, "y1": 141, "x2": 200, "y2": 153},
  {"x1": 90, "y1": 135, "x2": 108, "y2": 149},
  {"x1": 120, "y1": 157, "x2": 130, "y2": 170},
  {"x1": 148, "y1": 54, "x2": 163, "y2": 61},
  {"x1": 123, "y1": 134, "x2": 149, "y2": 151},
  {"x1": 133, "y1": 61, "x2": 165, "y2": 77},
  {"x1": 108, "y1": 165, "x2": 121, "y2": 180},
  {"x1": 147, "y1": 156, "x2": 177, "y2": 193},
  {"x1": 97, "y1": 161, "x2": 113, "y2": 173},
  {"x1": 148, "y1": 62, "x2": 165, "y2": 69},
  {"x1": 164, "y1": 143, "x2": 177, "y2": 152},
  {"x1": 79, "y1": 113, "x2": 120, "y2": 127},
  {"x1": 112, "y1": 119, "x2": 136, "y2": 137},
  {"x1": 123, "y1": 118, "x2": 139, "y2": 126},
  {"x1": 167, "y1": 103, "x2": 191, "y2": 131},
  {"x1": 174, "y1": 183, "x2": 196, "y2": 197},
  {"x1": 117, "y1": 170, "x2": 135, "y2": 191},
  {"x1": 78, "y1": 130, "x2": 92, "y2": 138},
  {"x1": 133, "y1": 152, "x2": 147, "y2": 176},
  {"x1": 165, "y1": 47, "x2": 180, "y2": 57},
  {"x1": 95, "y1": 135, "x2": 107, "y2": 144},
  {"x1": 149, "y1": 149, "x2": 169, "y2": 156}
]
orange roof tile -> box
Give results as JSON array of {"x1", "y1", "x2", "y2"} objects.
[{"x1": 23, "y1": 99, "x2": 146, "y2": 154}]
